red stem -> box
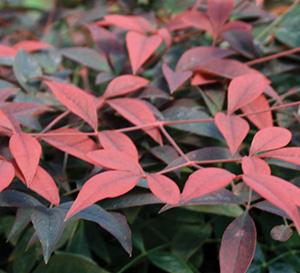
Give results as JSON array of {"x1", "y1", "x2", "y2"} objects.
[{"x1": 247, "y1": 47, "x2": 300, "y2": 66}]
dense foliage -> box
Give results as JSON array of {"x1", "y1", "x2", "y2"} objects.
[{"x1": 1, "y1": 0, "x2": 300, "y2": 272}]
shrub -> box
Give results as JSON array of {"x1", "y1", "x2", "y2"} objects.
[{"x1": 0, "y1": 0, "x2": 300, "y2": 272}]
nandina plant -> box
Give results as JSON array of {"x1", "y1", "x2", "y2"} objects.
[{"x1": 1, "y1": 0, "x2": 300, "y2": 272}]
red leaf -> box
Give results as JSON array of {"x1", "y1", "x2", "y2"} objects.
[
  {"x1": 28, "y1": 166, "x2": 60, "y2": 206},
  {"x1": 180, "y1": 10, "x2": 212, "y2": 33},
  {"x1": 88, "y1": 150, "x2": 142, "y2": 174},
  {"x1": 98, "y1": 130, "x2": 139, "y2": 161},
  {"x1": 100, "y1": 15, "x2": 155, "y2": 33},
  {"x1": 0, "y1": 109, "x2": 19, "y2": 132},
  {"x1": 242, "y1": 156, "x2": 271, "y2": 175},
  {"x1": 215, "y1": 113, "x2": 249, "y2": 155},
  {"x1": 65, "y1": 170, "x2": 141, "y2": 219},
  {"x1": 227, "y1": 74, "x2": 269, "y2": 114},
  {"x1": 0, "y1": 87, "x2": 18, "y2": 101},
  {"x1": 176, "y1": 46, "x2": 233, "y2": 71},
  {"x1": 181, "y1": 167, "x2": 235, "y2": 202},
  {"x1": 241, "y1": 94, "x2": 273, "y2": 129},
  {"x1": 243, "y1": 174, "x2": 300, "y2": 231},
  {"x1": 13, "y1": 40, "x2": 51, "y2": 52},
  {"x1": 250, "y1": 127, "x2": 291, "y2": 155},
  {"x1": 126, "y1": 31, "x2": 162, "y2": 74},
  {"x1": 0, "y1": 158, "x2": 15, "y2": 191},
  {"x1": 146, "y1": 173, "x2": 180, "y2": 205},
  {"x1": 222, "y1": 20, "x2": 252, "y2": 33},
  {"x1": 103, "y1": 75, "x2": 149, "y2": 98},
  {"x1": 162, "y1": 63, "x2": 192, "y2": 94},
  {"x1": 191, "y1": 73, "x2": 217, "y2": 86},
  {"x1": 261, "y1": 148, "x2": 300, "y2": 166},
  {"x1": 157, "y1": 28, "x2": 172, "y2": 47},
  {"x1": 108, "y1": 98, "x2": 162, "y2": 144},
  {"x1": 220, "y1": 212, "x2": 256, "y2": 273},
  {"x1": 208, "y1": 0, "x2": 234, "y2": 33},
  {"x1": 196, "y1": 59, "x2": 256, "y2": 79},
  {"x1": 41, "y1": 128, "x2": 97, "y2": 163},
  {"x1": 44, "y1": 80, "x2": 98, "y2": 130},
  {"x1": 0, "y1": 45, "x2": 17, "y2": 57},
  {"x1": 9, "y1": 133, "x2": 41, "y2": 184}
]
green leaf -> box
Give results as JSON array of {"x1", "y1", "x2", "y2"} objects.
[
  {"x1": 60, "y1": 202, "x2": 132, "y2": 255},
  {"x1": 185, "y1": 204, "x2": 244, "y2": 217},
  {"x1": 269, "y1": 263, "x2": 297, "y2": 273},
  {"x1": 0, "y1": 190, "x2": 42, "y2": 208},
  {"x1": 13, "y1": 50, "x2": 42, "y2": 92},
  {"x1": 149, "y1": 251, "x2": 194, "y2": 273},
  {"x1": 276, "y1": 5, "x2": 300, "y2": 48},
  {"x1": 66, "y1": 222, "x2": 92, "y2": 257},
  {"x1": 31, "y1": 207, "x2": 66, "y2": 263},
  {"x1": 7, "y1": 208, "x2": 32, "y2": 243},
  {"x1": 160, "y1": 0, "x2": 194, "y2": 14},
  {"x1": 11, "y1": 228, "x2": 40, "y2": 273},
  {"x1": 60, "y1": 47, "x2": 111, "y2": 72},
  {"x1": 163, "y1": 106, "x2": 222, "y2": 140},
  {"x1": 171, "y1": 224, "x2": 211, "y2": 260},
  {"x1": 33, "y1": 252, "x2": 110, "y2": 273}
]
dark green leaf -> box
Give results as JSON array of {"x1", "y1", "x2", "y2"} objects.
[
  {"x1": 163, "y1": 107, "x2": 222, "y2": 140},
  {"x1": 60, "y1": 202, "x2": 132, "y2": 255},
  {"x1": 33, "y1": 252, "x2": 110, "y2": 273},
  {"x1": 0, "y1": 190, "x2": 42, "y2": 208},
  {"x1": 149, "y1": 251, "x2": 194, "y2": 273},
  {"x1": 31, "y1": 207, "x2": 66, "y2": 263},
  {"x1": 276, "y1": 5, "x2": 300, "y2": 47},
  {"x1": 60, "y1": 47, "x2": 111, "y2": 72},
  {"x1": 13, "y1": 50, "x2": 42, "y2": 92}
]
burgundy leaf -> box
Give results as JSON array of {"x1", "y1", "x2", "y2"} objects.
[
  {"x1": 176, "y1": 46, "x2": 233, "y2": 71},
  {"x1": 208, "y1": 0, "x2": 234, "y2": 33},
  {"x1": 162, "y1": 63, "x2": 192, "y2": 94},
  {"x1": 220, "y1": 212, "x2": 256, "y2": 273},
  {"x1": 196, "y1": 59, "x2": 257, "y2": 79}
]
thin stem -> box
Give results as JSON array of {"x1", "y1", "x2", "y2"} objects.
[
  {"x1": 157, "y1": 161, "x2": 196, "y2": 175},
  {"x1": 30, "y1": 100, "x2": 300, "y2": 138},
  {"x1": 159, "y1": 125, "x2": 201, "y2": 170},
  {"x1": 247, "y1": 47, "x2": 300, "y2": 66},
  {"x1": 40, "y1": 111, "x2": 70, "y2": 133},
  {"x1": 157, "y1": 158, "x2": 242, "y2": 175},
  {"x1": 159, "y1": 125, "x2": 189, "y2": 162}
]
